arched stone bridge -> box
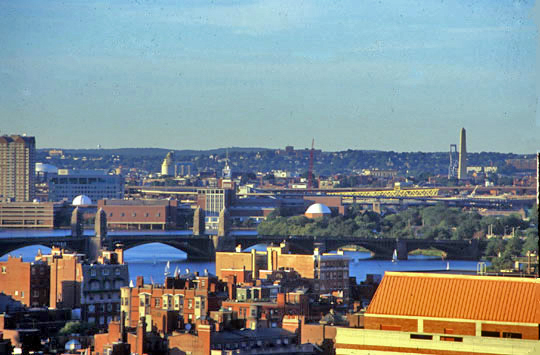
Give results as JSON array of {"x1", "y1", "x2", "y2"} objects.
[{"x1": 0, "y1": 231, "x2": 486, "y2": 261}]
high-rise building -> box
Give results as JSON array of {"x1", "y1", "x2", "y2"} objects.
[
  {"x1": 457, "y1": 128, "x2": 467, "y2": 180},
  {"x1": 0, "y1": 135, "x2": 36, "y2": 202},
  {"x1": 48, "y1": 169, "x2": 124, "y2": 202}
]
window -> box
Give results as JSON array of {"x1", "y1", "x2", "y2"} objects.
[
  {"x1": 155, "y1": 298, "x2": 160, "y2": 307},
  {"x1": 440, "y1": 336, "x2": 463, "y2": 342},
  {"x1": 102, "y1": 268, "x2": 110, "y2": 276},
  {"x1": 14, "y1": 291, "x2": 18, "y2": 296},
  {"x1": 21, "y1": 291, "x2": 24, "y2": 298},
  {"x1": 107, "y1": 303, "x2": 112, "y2": 311},
  {"x1": 88, "y1": 304, "x2": 95, "y2": 313},
  {"x1": 132, "y1": 212, "x2": 136, "y2": 217},
  {"x1": 410, "y1": 334, "x2": 432, "y2": 340},
  {"x1": 33, "y1": 290, "x2": 39, "y2": 297},
  {"x1": 156, "y1": 212, "x2": 161, "y2": 217},
  {"x1": 2, "y1": 266, "x2": 6, "y2": 273},
  {"x1": 115, "y1": 268, "x2": 121, "y2": 276},
  {"x1": 188, "y1": 299, "x2": 192, "y2": 309},
  {"x1": 503, "y1": 332, "x2": 522, "y2": 339},
  {"x1": 91, "y1": 269, "x2": 96, "y2": 277},
  {"x1": 481, "y1": 331, "x2": 500, "y2": 338},
  {"x1": 120, "y1": 212, "x2": 125, "y2": 217}
]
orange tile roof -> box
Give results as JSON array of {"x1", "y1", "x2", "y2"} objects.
[{"x1": 367, "y1": 272, "x2": 540, "y2": 324}]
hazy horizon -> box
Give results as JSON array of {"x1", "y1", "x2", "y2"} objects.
[{"x1": 1, "y1": 1, "x2": 539, "y2": 154}]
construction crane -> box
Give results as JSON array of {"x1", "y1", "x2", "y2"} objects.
[{"x1": 308, "y1": 138, "x2": 315, "y2": 190}]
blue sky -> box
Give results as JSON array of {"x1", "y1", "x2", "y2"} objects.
[{"x1": 0, "y1": 0, "x2": 538, "y2": 153}]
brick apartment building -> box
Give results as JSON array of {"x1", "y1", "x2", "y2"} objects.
[
  {"x1": 37, "y1": 247, "x2": 84, "y2": 309},
  {"x1": 216, "y1": 242, "x2": 350, "y2": 299},
  {"x1": 120, "y1": 271, "x2": 227, "y2": 333},
  {"x1": 80, "y1": 249, "x2": 129, "y2": 328},
  {"x1": 0, "y1": 256, "x2": 49, "y2": 307}
]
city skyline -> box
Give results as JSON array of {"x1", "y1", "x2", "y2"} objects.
[{"x1": 1, "y1": 0, "x2": 539, "y2": 153}]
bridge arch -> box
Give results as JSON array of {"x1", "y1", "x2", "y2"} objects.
[
  {"x1": 0, "y1": 244, "x2": 53, "y2": 259},
  {"x1": 116, "y1": 240, "x2": 209, "y2": 261}
]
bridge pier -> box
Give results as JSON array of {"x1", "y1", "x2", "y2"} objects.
[{"x1": 396, "y1": 239, "x2": 408, "y2": 260}]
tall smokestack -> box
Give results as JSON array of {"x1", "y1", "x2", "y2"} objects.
[{"x1": 458, "y1": 128, "x2": 467, "y2": 180}]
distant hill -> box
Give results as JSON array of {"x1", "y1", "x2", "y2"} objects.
[{"x1": 38, "y1": 147, "x2": 272, "y2": 158}]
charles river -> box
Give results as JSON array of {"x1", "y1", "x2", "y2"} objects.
[{"x1": 1, "y1": 231, "x2": 489, "y2": 284}]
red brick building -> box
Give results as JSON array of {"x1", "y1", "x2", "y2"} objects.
[
  {"x1": 0, "y1": 256, "x2": 49, "y2": 307},
  {"x1": 36, "y1": 247, "x2": 84, "y2": 309},
  {"x1": 120, "y1": 272, "x2": 227, "y2": 333},
  {"x1": 98, "y1": 199, "x2": 179, "y2": 230},
  {"x1": 216, "y1": 243, "x2": 350, "y2": 299}
]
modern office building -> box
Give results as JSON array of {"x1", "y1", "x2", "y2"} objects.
[
  {"x1": 0, "y1": 201, "x2": 61, "y2": 228},
  {"x1": 197, "y1": 188, "x2": 234, "y2": 230},
  {"x1": 48, "y1": 169, "x2": 124, "y2": 203},
  {"x1": 0, "y1": 135, "x2": 36, "y2": 202}
]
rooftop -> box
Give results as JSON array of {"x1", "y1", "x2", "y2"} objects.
[{"x1": 367, "y1": 272, "x2": 540, "y2": 324}]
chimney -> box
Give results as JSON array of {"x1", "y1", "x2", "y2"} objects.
[
  {"x1": 227, "y1": 275, "x2": 236, "y2": 300},
  {"x1": 136, "y1": 276, "x2": 144, "y2": 288},
  {"x1": 120, "y1": 311, "x2": 127, "y2": 343},
  {"x1": 277, "y1": 293, "x2": 285, "y2": 307}
]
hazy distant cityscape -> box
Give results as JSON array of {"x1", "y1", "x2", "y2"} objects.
[{"x1": 1, "y1": 0, "x2": 539, "y2": 354}]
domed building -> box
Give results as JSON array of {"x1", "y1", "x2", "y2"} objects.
[
  {"x1": 305, "y1": 203, "x2": 331, "y2": 219},
  {"x1": 72, "y1": 194, "x2": 93, "y2": 206}
]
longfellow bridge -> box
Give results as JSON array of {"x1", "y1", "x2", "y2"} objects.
[{"x1": 0, "y1": 229, "x2": 486, "y2": 261}]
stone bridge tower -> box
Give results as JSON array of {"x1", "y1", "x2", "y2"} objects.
[{"x1": 193, "y1": 207, "x2": 206, "y2": 236}]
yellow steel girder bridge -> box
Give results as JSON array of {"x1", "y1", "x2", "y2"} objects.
[{"x1": 327, "y1": 187, "x2": 440, "y2": 198}]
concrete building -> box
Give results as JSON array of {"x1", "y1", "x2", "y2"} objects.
[
  {"x1": 216, "y1": 243, "x2": 350, "y2": 299},
  {"x1": 48, "y1": 169, "x2": 124, "y2": 203},
  {"x1": 197, "y1": 188, "x2": 234, "y2": 230},
  {"x1": 0, "y1": 256, "x2": 49, "y2": 307},
  {"x1": 0, "y1": 135, "x2": 35, "y2": 202},
  {"x1": 331, "y1": 272, "x2": 540, "y2": 354},
  {"x1": 0, "y1": 201, "x2": 64, "y2": 228},
  {"x1": 458, "y1": 127, "x2": 467, "y2": 180}
]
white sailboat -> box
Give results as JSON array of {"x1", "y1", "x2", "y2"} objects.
[
  {"x1": 392, "y1": 249, "x2": 398, "y2": 263},
  {"x1": 164, "y1": 261, "x2": 171, "y2": 277}
]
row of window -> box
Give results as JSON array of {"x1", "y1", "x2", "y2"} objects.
[
  {"x1": 89, "y1": 268, "x2": 122, "y2": 276},
  {"x1": 109, "y1": 212, "x2": 161, "y2": 218},
  {"x1": 87, "y1": 303, "x2": 120, "y2": 313}
]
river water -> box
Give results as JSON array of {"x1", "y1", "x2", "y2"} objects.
[{"x1": 2, "y1": 243, "x2": 487, "y2": 284}]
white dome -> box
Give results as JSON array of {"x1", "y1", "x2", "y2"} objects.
[
  {"x1": 35, "y1": 163, "x2": 58, "y2": 174},
  {"x1": 305, "y1": 203, "x2": 331, "y2": 215},
  {"x1": 65, "y1": 339, "x2": 81, "y2": 351},
  {"x1": 72, "y1": 195, "x2": 92, "y2": 206}
]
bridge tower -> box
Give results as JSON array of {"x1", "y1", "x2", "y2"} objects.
[
  {"x1": 71, "y1": 207, "x2": 83, "y2": 237},
  {"x1": 87, "y1": 208, "x2": 107, "y2": 262},
  {"x1": 193, "y1": 207, "x2": 206, "y2": 236},
  {"x1": 217, "y1": 207, "x2": 230, "y2": 238}
]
